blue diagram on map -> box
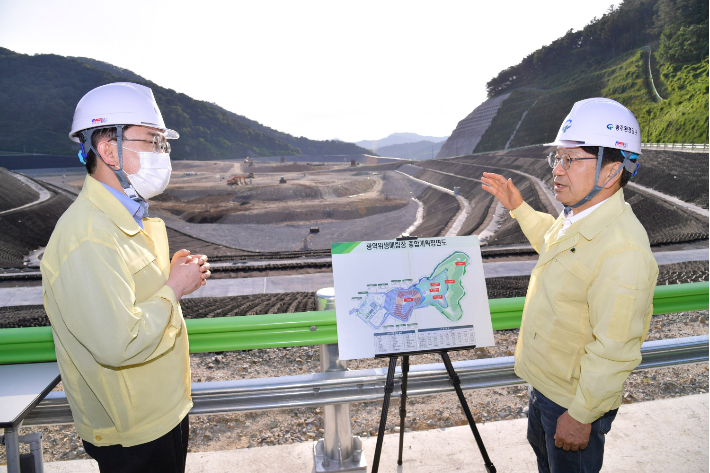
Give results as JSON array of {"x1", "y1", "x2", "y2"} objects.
[{"x1": 349, "y1": 251, "x2": 470, "y2": 329}]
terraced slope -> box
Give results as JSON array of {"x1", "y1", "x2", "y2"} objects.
[
  {"x1": 0, "y1": 168, "x2": 39, "y2": 212},
  {"x1": 450, "y1": 147, "x2": 709, "y2": 210},
  {"x1": 624, "y1": 188, "x2": 708, "y2": 245},
  {"x1": 413, "y1": 187, "x2": 459, "y2": 237},
  {"x1": 0, "y1": 193, "x2": 73, "y2": 268},
  {"x1": 631, "y1": 150, "x2": 709, "y2": 209},
  {"x1": 420, "y1": 146, "x2": 709, "y2": 246},
  {"x1": 413, "y1": 160, "x2": 550, "y2": 244}
]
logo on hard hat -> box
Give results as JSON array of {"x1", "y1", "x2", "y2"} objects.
[
  {"x1": 606, "y1": 124, "x2": 614, "y2": 130},
  {"x1": 562, "y1": 120, "x2": 572, "y2": 133},
  {"x1": 615, "y1": 141, "x2": 628, "y2": 148},
  {"x1": 92, "y1": 118, "x2": 107, "y2": 124}
]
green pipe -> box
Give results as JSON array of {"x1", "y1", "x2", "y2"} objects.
[
  {"x1": 185, "y1": 310, "x2": 336, "y2": 334},
  {"x1": 1, "y1": 282, "x2": 707, "y2": 364},
  {"x1": 0, "y1": 326, "x2": 53, "y2": 345},
  {"x1": 189, "y1": 326, "x2": 338, "y2": 353},
  {"x1": 0, "y1": 342, "x2": 56, "y2": 364}
]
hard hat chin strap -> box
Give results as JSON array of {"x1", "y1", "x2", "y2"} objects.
[
  {"x1": 564, "y1": 147, "x2": 636, "y2": 214},
  {"x1": 81, "y1": 126, "x2": 149, "y2": 217}
]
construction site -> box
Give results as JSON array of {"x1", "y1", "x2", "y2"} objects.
[{"x1": 0, "y1": 144, "x2": 708, "y2": 472}]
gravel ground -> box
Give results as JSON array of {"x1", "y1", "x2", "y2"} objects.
[
  {"x1": 2, "y1": 310, "x2": 707, "y2": 465},
  {"x1": 156, "y1": 198, "x2": 420, "y2": 252},
  {"x1": 154, "y1": 172, "x2": 425, "y2": 252}
]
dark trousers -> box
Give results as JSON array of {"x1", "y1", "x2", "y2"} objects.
[
  {"x1": 527, "y1": 388, "x2": 617, "y2": 473},
  {"x1": 83, "y1": 416, "x2": 189, "y2": 473}
]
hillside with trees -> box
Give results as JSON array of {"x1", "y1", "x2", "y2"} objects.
[
  {"x1": 0, "y1": 49, "x2": 373, "y2": 160},
  {"x1": 474, "y1": 0, "x2": 708, "y2": 152}
]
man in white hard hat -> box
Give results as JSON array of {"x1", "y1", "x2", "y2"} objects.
[
  {"x1": 481, "y1": 98, "x2": 658, "y2": 473},
  {"x1": 41, "y1": 82, "x2": 211, "y2": 473}
]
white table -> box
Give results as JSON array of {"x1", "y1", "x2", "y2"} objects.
[{"x1": 0, "y1": 362, "x2": 60, "y2": 473}]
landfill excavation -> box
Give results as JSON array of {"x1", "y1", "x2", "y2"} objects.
[{"x1": 0, "y1": 148, "x2": 708, "y2": 463}]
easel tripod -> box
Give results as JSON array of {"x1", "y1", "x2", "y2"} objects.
[{"x1": 371, "y1": 349, "x2": 496, "y2": 473}]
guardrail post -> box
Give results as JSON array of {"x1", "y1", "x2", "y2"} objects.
[
  {"x1": 2, "y1": 425, "x2": 21, "y2": 473},
  {"x1": 313, "y1": 287, "x2": 366, "y2": 472}
]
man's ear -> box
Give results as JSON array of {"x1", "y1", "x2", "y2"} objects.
[
  {"x1": 96, "y1": 140, "x2": 119, "y2": 169},
  {"x1": 602, "y1": 162, "x2": 623, "y2": 189}
]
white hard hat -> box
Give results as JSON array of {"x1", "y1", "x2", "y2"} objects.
[
  {"x1": 545, "y1": 98, "x2": 642, "y2": 155},
  {"x1": 69, "y1": 82, "x2": 178, "y2": 142}
]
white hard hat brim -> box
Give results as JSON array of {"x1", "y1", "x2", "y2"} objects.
[
  {"x1": 544, "y1": 139, "x2": 642, "y2": 155},
  {"x1": 69, "y1": 126, "x2": 179, "y2": 143}
]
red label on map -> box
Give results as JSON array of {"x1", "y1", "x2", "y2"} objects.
[
  {"x1": 430, "y1": 283, "x2": 440, "y2": 287},
  {"x1": 433, "y1": 295, "x2": 443, "y2": 299},
  {"x1": 403, "y1": 298, "x2": 414, "y2": 302},
  {"x1": 455, "y1": 262, "x2": 466, "y2": 266},
  {"x1": 429, "y1": 288, "x2": 439, "y2": 293},
  {"x1": 445, "y1": 280, "x2": 455, "y2": 284}
]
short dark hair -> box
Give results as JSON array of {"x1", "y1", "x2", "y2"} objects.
[
  {"x1": 581, "y1": 146, "x2": 636, "y2": 187},
  {"x1": 81, "y1": 126, "x2": 132, "y2": 174}
]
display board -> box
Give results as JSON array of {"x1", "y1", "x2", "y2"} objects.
[{"x1": 331, "y1": 235, "x2": 494, "y2": 360}]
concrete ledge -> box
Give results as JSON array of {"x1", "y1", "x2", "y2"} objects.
[{"x1": 4, "y1": 394, "x2": 706, "y2": 472}]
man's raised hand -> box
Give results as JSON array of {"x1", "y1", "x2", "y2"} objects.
[{"x1": 481, "y1": 172, "x2": 523, "y2": 211}]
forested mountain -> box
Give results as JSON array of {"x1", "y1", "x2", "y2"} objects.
[
  {"x1": 473, "y1": 0, "x2": 708, "y2": 151},
  {"x1": 70, "y1": 57, "x2": 147, "y2": 83},
  {"x1": 0, "y1": 48, "x2": 372, "y2": 159}
]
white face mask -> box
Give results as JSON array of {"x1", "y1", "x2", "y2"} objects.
[{"x1": 125, "y1": 151, "x2": 172, "y2": 200}]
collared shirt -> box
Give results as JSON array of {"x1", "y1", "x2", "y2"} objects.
[
  {"x1": 99, "y1": 182, "x2": 148, "y2": 229},
  {"x1": 510, "y1": 188, "x2": 658, "y2": 424},
  {"x1": 41, "y1": 174, "x2": 191, "y2": 447},
  {"x1": 555, "y1": 197, "x2": 609, "y2": 241}
]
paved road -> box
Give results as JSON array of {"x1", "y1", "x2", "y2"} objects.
[
  {"x1": 2, "y1": 249, "x2": 705, "y2": 306},
  {"x1": 0, "y1": 172, "x2": 52, "y2": 215},
  {"x1": 5, "y1": 394, "x2": 707, "y2": 472}
]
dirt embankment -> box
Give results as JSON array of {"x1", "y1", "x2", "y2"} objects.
[
  {"x1": 172, "y1": 161, "x2": 238, "y2": 174},
  {"x1": 151, "y1": 172, "x2": 402, "y2": 225}
]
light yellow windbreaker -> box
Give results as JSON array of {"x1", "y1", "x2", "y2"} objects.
[
  {"x1": 41, "y1": 175, "x2": 192, "y2": 447},
  {"x1": 511, "y1": 188, "x2": 658, "y2": 424}
]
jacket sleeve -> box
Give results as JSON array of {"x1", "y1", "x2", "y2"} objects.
[
  {"x1": 49, "y1": 235, "x2": 183, "y2": 368},
  {"x1": 509, "y1": 201, "x2": 557, "y2": 253},
  {"x1": 567, "y1": 249, "x2": 658, "y2": 424}
]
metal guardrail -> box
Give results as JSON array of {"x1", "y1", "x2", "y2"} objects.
[
  {"x1": 1, "y1": 281, "x2": 707, "y2": 364},
  {"x1": 9, "y1": 282, "x2": 709, "y2": 472},
  {"x1": 641, "y1": 143, "x2": 709, "y2": 152},
  {"x1": 22, "y1": 335, "x2": 709, "y2": 427}
]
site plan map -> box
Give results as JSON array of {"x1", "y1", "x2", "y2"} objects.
[{"x1": 331, "y1": 236, "x2": 494, "y2": 360}]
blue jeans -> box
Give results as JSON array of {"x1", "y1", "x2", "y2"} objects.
[{"x1": 527, "y1": 387, "x2": 617, "y2": 473}]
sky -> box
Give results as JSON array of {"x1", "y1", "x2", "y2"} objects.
[{"x1": 0, "y1": 0, "x2": 617, "y2": 143}]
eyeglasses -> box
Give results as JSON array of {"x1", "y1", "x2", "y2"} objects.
[
  {"x1": 547, "y1": 152, "x2": 597, "y2": 170},
  {"x1": 112, "y1": 135, "x2": 171, "y2": 154}
]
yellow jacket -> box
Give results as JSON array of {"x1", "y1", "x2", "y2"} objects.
[
  {"x1": 511, "y1": 188, "x2": 658, "y2": 424},
  {"x1": 41, "y1": 175, "x2": 192, "y2": 447}
]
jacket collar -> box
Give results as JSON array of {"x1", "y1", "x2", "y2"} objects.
[
  {"x1": 81, "y1": 174, "x2": 142, "y2": 236},
  {"x1": 577, "y1": 188, "x2": 626, "y2": 241},
  {"x1": 537, "y1": 188, "x2": 625, "y2": 268}
]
